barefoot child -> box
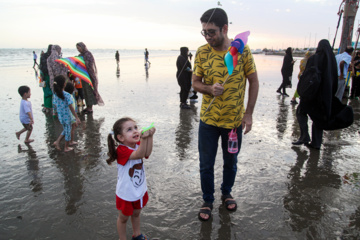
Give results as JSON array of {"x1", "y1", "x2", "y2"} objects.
[
  {"x1": 106, "y1": 117, "x2": 155, "y2": 240},
  {"x1": 65, "y1": 81, "x2": 79, "y2": 146},
  {"x1": 52, "y1": 75, "x2": 81, "y2": 152},
  {"x1": 16, "y1": 86, "x2": 34, "y2": 143}
]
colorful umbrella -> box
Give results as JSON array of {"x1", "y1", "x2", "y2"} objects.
[
  {"x1": 205, "y1": 31, "x2": 250, "y2": 112},
  {"x1": 55, "y1": 56, "x2": 93, "y2": 89}
]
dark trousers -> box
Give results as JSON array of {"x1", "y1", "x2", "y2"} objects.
[
  {"x1": 33, "y1": 59, "x2": 39, "y2": 67},
  {"x1": 278, "y1": 73, "x2": 290, "y2": 94},
  {"x1": 296, "y1": 103, "x2": 323, "y2": 148},
  {"x1": 198, "y1": 121, "x2": 242, "y2": 203},
  {"x1": 179, "y1": 79, "x2": 191, "y2": 104},
  {"x1": 350, "y1": 75, "x2": 360, "y2": 97}
]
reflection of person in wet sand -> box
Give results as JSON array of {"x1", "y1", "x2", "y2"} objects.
[
  {"x1": 16, "y1": 86, "x2": 34, "y2": 143},
  {"x1": 18, "y1": 143, "x2": 42, "y2": 193},
  {"x1": 106, "y1": 117, "x2": 155, "y2": 240},
  {"x1": 175, "y1": 106, "x2": 197, "y2": 160},
  {"x1": 285, "y1": 147, "x2": 341, "y2": 235}
]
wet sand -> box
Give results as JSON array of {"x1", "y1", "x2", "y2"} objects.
[{"x1": 0, "y1": 54, "x2": 359, "y2": 239}]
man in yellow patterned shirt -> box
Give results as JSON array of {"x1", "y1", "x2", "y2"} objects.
[{"x1": 193, "y1": 8, "x2": 259, "y2": 221}]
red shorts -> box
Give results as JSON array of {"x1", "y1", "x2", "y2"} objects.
[{"x1": 116, "y1": 192, "x2": 149, "y2": 216}]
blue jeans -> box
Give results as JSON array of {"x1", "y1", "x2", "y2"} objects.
[{"x1": 198, "y1": 120, "x2": 242, "y2": 203}]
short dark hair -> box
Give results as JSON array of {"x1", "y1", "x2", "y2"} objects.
[
  {"x1": 200, "y1": 8, "x2": 228, "y2": 28},
  {"x1": 18, "y1": 85, "x2": 30, "y2": 97},
  {"x1": 65, "y1": 81, "x2": 74, "y2": 94},
  {"x1": 346, "y1": 46, "x2": 354, "y2": 54}
]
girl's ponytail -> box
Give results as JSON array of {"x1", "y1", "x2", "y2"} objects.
[
  {"x1": 106, "y1": 134, "x2": 117, "y2": 165},
  {"x1": 53, "y1": 75, "x2": 66, "y2": 100}
]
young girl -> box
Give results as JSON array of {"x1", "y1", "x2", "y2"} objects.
[
  {"x1": 64, "y1": 81, "x2": 79, "y2": 146},
  {"x1": 52, "y1": 75, "x2": 81, "y2": 152},
  {"x1": 107, "y1": 117, "x2": 155, "y2": 240}
]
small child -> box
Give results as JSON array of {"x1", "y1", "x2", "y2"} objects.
[
  {"x1": 16, "y1": 86, "x2": 34, "y2": 143},
  {"x1": 107, "y1": 117, "x2": 155, "y2": 240},
  {"x1": 52, "y1": 75, "x2": 81, "y2": 152},
  {"x1": 74, "y1": 77, "x2": 84, "y2": 110},
  {"x1": 64, "y1": 82, "x2": 79, "y2": 146}
]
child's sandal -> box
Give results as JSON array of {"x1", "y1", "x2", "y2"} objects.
[{"x1": 131, "y1": 233, "x2": 150, "y2": 240}]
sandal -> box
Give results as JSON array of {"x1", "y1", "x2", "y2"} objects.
[
  {"x1": 221, "y1": 194, "x2": 237, "y2": 212},
  {"x1": 131, "y1": 233, "x2": 149, "y2": 240},
  {"x1": 198, "y1": 202, "x2": 213, "y2": 221}
]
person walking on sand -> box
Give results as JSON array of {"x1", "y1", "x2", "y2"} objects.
[
  {"x1": 144, "y1": 48, "x2": 150, "y2": 66},
  {"x1": 106, "y1": 117, "x2": 155, "y2": 240},
  {"x1": 277, "y1": 47, "x2": 295, "y2": 97},
  {"x1": 33, "y1": 51, "x2": 39, "y2": 68},
  {"x1": 16, "y1": 86, "x2": 34, "y2": 143},
  {"x1": 115, "y1": 50, "x2": 120, "y2": 66},
  {"x1": 76, "y1": 42, "x2": 104, "y2": 114},
  {"x1": 192, "y1": 8, "x2": 259, "y2": 221},
  {"x1": 291, "y1": 51, "x2": 313, "y2": 104},
  {"x1": 52, "y1": 75, "x2": 81, "y2": 152},
  {"x1": 292, "y1": 40, "x2": 338, "y2": 150},
  {"x1": 335, "y1": 46, "x2": 353, "y2": 100}
]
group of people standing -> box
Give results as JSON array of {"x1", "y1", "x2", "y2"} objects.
[
  {"x1": 277, "y1": 41, "x2": 355, "y2": 150},
  {"x1": 39, "y1": 42, "x2": 103, "y2": 115},
  {"x1": 21, "y1": 42, "x2": 104, "y2": 151}
]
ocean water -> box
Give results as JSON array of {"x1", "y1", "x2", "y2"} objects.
[{"x1": 0, "y1": 48, "x2": 190, "y2": 68}]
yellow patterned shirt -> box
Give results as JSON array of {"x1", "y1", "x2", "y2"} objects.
[{"x1": 194, "y1": 43, "x2": 256, "y2": 129}]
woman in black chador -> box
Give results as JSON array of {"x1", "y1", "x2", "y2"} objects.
[
  {"x1": 176, "y1": 47, "x2": 192, "y2": 109},
  {"x1": 277, "y1": 47, "x2": 295, "y2": 96}
]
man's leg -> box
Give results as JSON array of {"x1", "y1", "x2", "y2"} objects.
[
  {"x1": 199, "y1": 120, "x2": 220, "y2": 203},
  {"x1": 335, "y1": 79, "x2": 345, "y2": 100},
  {"x1": 220, "y1": 125, "x2": 242, "y2": 196}
]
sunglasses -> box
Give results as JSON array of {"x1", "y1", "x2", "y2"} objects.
[{"x1": 201, "y1": 28, "x2": 221, "y2": 37}]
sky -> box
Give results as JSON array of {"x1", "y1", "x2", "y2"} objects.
[{"x1": 1, "y1": 0, "x2": 360, "y2": 51}]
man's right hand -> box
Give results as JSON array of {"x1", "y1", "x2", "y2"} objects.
[{"x1": 212, "y1": 83, "x2": 224, "y2": 96}]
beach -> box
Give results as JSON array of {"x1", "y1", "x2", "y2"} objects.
[{"x1": 0, "y1": 49, "x2": 359, "y2": 239}]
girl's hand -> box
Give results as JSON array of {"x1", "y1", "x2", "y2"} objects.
[
  {"x1": 141, "y1": 130, "x2": 150, "y2": 139},
  {"x1": 149, "y1": 127, "x2": 156, "y2": 136},
  {"x1": 76, "y1": 117, "x2": 81, "y2": 125}
]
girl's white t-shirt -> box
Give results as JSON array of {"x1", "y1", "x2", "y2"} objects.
[{"x1": 116, "y1": 143, "x2": 147, "y2": 201}]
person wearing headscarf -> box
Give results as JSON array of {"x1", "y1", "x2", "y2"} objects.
[
  {"x1": 292, "y1": 39, "x2": 338, "y2": 150},
  {"x1": 47, "y1": 45, "x2": 68, "y2": 91},
  {"x1": 39, "y1": 44, "x2": 53, "y2": 112},
  {"x1": 176, "y1": 47, "x2": 192, "y2": 109},
  {"x1": 290, "y1": 51, "x2": 313, "y2": 104},
  {"x1": 76, "y1": 42, "x2": 104, "y2": 114},
  {"x1": 277, "y1": 47, "x2": 295, "y2": 96}
]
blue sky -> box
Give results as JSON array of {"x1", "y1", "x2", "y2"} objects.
[{"x1": 0, "y1": 0, "x2": 359, "y2": 50}]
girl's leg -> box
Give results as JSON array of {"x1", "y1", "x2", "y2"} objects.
[
  {"x1": 131, "y1": 209, "x2": 141, "y2": 238},
  {"x1": 53, "y1": 133, "x2": 64, "y2": 150},
  {"x1": 117, "y1": 211, "x2": 129, "y2": 240},
  {"x1": 69, "y1": 123, "x2": 78, "y2": 145},
  {"x1": 63, "y1": 123, "x2": 73, "y2": 152},
  {"x1": 64, "y1": 141, "x2": 73, "y2": 152}
]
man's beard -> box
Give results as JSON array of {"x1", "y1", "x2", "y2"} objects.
[{"x1": 209, "y1": 34, "x2": 224, "y2": 48}]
